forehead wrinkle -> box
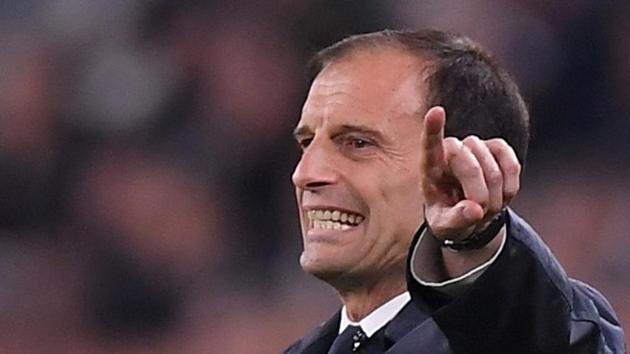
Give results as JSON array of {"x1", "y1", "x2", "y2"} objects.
[
  {"x1": 300, "y1": 48, "x2": 430, "y2": 139},
  {"x1": 302, "y1": 85, "x2": 379, "y2": 120}
]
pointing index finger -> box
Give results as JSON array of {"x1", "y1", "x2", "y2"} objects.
[{"x1": 422, "y1": 106, "x2": 447, "y2": 177}]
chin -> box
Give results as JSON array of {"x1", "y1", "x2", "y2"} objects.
[
  {"x1": 300, "y1": 251, "x2": 344, "y2": 280},
  {"x1": 299, "y1": 251, "x2": 366, "y2": 291}
]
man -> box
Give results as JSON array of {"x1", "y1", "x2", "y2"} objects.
[{"x1": 284, "y1": 30, "x2": 625, "y2": 353}]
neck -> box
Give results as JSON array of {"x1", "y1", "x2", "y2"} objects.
[{"x1": 337, "y1": 276, "x2": 406, "y2": 322}]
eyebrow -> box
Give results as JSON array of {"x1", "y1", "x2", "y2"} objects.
[
  {"x1": 292, "y1": 125, "x2": 311, "y2": 140},
  {"x1": 335, "y1": 124, "x2": 386, "y2": 142},
  {"x1": 292, "y1": 123, "x2": 387, "y2": 142}
]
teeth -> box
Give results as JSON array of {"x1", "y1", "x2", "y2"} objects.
[
  {"x1": 311, "y1": 220, "x2": 353, "y2": 230},
  {"x1": 306, "y1": 208, "x2": 364, "y2": 228}
]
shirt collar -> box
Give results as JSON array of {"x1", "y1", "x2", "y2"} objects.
[{"x1": 338, "y1": 291, "x2": 411, "y2": 337}]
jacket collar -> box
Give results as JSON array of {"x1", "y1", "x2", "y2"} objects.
[
  {"x1": 296, "y1": 311, "x2": 340, "y2": 354},
  {"x1": 294, "y1": 300, "x2": 430, "y2": 353},
  {"x1": 383, "y1": 300, "x2": 429, "y2": 348}
]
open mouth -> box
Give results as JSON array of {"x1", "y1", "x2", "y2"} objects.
[{"x1": 306, "y1": 209, "x2": 365, "y2": 230}]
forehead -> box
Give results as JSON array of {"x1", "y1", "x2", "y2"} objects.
[{"x1": 301, "y1": 48, "x2": 429, "y2": 126}]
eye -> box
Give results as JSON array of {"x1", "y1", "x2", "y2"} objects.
[
  {"x1": 345, "y1": 137, "x2": 374, "y2": 149},
  {"x1": 297, "y1": 137, "x2": 313, "y2": 150},
  {"x1": 350, "y1": 138, "x2": 371, "y2": 149}
]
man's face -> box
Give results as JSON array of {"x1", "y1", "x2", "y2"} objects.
[{"x1": 292, "y1": 48, "x2": 427, "y2": 285}]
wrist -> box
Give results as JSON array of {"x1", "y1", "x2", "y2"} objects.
[
  {"x1": 440, "y1": 227, "x2": 505, "y2": 279},
  {"x1": 438, "y1": 209, "x2": 507, "y2": 251},
  {"x1": 410, "y1": 225, "x2": 506, "y2": 288}
]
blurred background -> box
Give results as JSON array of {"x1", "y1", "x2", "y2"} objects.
[{"x1": 0, "y1": 0, "x2": 628, "y2": 352}]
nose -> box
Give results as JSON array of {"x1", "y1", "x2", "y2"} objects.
[{"x1": 292, "y1": 141, "x2": 338, "y2": 190}]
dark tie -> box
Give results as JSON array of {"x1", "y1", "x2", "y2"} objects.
[{"x1": 328, "y1": 325, "x2": 369, "y2": 354}]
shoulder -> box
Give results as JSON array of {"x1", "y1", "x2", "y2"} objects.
[
  {"x1": 505, "y1": 210, "x2": 625, "y2": 352},
  {"x1": 505, "y1": 210, "x2": 573, "y2": 299},
  {"x1": 568, "y1": 279, "x2": 626, "y2": 353}
]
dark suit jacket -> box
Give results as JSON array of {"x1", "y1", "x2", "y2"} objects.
[
  {"x1": 284, "y1": 210, "x2": 626, "y2": 353},
  {"x1": 282, "y1": 301, "x2": 454, "y2": 354}
]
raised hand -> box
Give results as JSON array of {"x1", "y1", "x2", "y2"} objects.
[{"x1": 420, "y1": 106, "x2": 521, "y2": 242}]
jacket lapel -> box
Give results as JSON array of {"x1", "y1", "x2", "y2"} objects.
[
  {"x1": 294, "y1": 311, "x2": 340, "y2": 354},
  {"x1": 382, "y1": 300, "x2": 439, "y2": 352},
  {"x1": 386, "y1": 316, "x2": 454, "y2": 354},
  {"x1": 383, "y1": 301, "x2": 428, "y2": 346}
]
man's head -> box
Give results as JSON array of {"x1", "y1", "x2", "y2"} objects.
[{"x1": 292, "y1": 29, "x2": 529, "y2": 290}]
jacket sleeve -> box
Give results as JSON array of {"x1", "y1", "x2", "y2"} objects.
[
  {"x1": 406, "y1": 209, "x2": 626, "y2": 354},
  {"x1": 568, "y1": 279, "x2": 625, "y2": 353}
]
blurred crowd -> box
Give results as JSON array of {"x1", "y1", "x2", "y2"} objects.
[{"x1": 0, "y1": 1, "x2": 628, "y2": 352}]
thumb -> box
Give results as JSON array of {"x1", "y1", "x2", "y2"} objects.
[{"x1": 427, "y1": 200, "x2": 484, "y2": 240}]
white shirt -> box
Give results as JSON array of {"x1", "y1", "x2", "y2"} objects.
[{"x1": 339, "y1": 292, "x2": 411, "y2": 337}]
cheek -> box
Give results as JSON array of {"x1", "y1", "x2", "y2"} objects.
[{"x1": 375, "y1": 166, "x2": 424, "y2": 235}]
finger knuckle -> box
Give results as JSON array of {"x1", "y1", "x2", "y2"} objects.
[
  {"x1": 444, "y1": 139, "x2": 462, "y2": 157},
  {"x1": 462, "y1": 164, "x2": 482, "y2": 177},
  {"x1": 504, "y1": 163, "x2": 521, "y2": 176},
  {"x1": 463, "y1": 135, "x2": 481, "y2": 145},
  {"x1": 494, "y1": 138, "x2": 509, "y2": 148},
  {"x1": 487, "y1": 138, "x2": 507, "y2": 151},
  {"x1": 487, "y1": 170, "x2": 503, "y2": 185},
  {"x1": 444, "y1": 137, "x2": 462, "y2": 147},
  {"x1": 464, "y1": 138, "x2": 484, "y2": 153}
]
